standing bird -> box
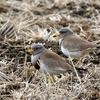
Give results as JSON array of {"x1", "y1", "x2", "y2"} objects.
[
  {"x1": 28, "y1": 44, "x2": 87, "y2": 82},
  {"x1": 54, "y1": 27, "x2": 100, "y2": 64}
]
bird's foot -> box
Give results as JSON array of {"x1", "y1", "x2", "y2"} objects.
[{"x1": 50, "y1": 75, "x2": 56, "y2": 83}]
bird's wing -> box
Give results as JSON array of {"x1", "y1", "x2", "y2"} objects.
[
  {"x1": 39, "y1": 50, "x2": 73, "y2": 71},
  {"x1": 62, "y1": 34, "x2": 97, "y2": 52}
]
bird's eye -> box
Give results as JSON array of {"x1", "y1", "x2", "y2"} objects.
[
  {"x1": 35, "y1": 48, "x2": 38, "y2": 50},
  {"x1": 60, "y1": 32, "x2": 64, "y2": 34}
]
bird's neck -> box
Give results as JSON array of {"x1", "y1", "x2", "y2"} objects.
[{"x1": 59, "y1": 38, "x2": 64, "y2": 48}]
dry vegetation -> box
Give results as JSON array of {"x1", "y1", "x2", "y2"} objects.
[{"x1": 0, "y1": 0, "x2": 100, "y2": 100}]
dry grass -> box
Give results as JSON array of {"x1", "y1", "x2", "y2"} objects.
[{"x1": 0, "y1": 0, "x2": 100, "y2": 100}]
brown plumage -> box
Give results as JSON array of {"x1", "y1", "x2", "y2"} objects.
[
  {"x1": 39, "y1": 49, "x2": 73, "y2": 75},
  {"x1": 62, "y1": 34, "x2": 97, "y2": 51}
]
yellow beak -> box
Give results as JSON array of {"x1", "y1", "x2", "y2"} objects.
[
  {"x1": 53, "y1": 33, "x2": 60, "y2": 37},
  {"x1": 28, "y1": 49, "x2": 34, "y2": 53}
]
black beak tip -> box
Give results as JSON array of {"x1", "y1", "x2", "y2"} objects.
[
  {"x1": 26, "y1": 51, "x2": 30, "y2": 54},
  {"x1": 53, "y1": 35, "x2": 56, "y2": 37}
]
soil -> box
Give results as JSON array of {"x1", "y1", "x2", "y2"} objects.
[{"x1": 0, "y1": 0, "x2": 100, "y2": 100}]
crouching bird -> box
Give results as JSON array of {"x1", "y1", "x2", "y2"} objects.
[
  {"x1": 54, "y1": 27, "x2": 100, "y2": 65},
  {"x1": 28, "y1": 44, "x2": 87, "y2": 83}
]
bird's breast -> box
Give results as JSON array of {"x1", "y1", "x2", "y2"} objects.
[
  {"x1": 31, "y1": 54, "x2": 41, "y2": 65},
  {"x1": 61, "y1": 46, "x2": 82, "y2": 59}
]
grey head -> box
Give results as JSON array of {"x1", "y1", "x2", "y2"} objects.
[
  {"x1": 28, "y1": 44, "x2": 45, "y2": 55},
  {"x1": 59, "y1": 27, "x2": 73, "y2": 38}
]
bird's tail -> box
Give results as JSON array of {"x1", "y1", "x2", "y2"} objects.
[
  {"x1": 75, "y1": 67, "x2": 88, "y2": 74},
  {"x1": 67, "y1": 67, "x2": 88, "y2": 74},
  {"x1": 96, "y1": 46, "x2": 100, "y2": 49}
]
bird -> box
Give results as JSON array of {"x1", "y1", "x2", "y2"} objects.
[
  {"x1": 28, "y1": 44, "x2": 87, "y2": 83},
  {"x1": 54, "y1": 27, "x2": 100, "y2": 65}
]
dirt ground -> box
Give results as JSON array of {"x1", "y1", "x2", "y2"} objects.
[{"x1": 0, "y1": 0, "x2": 100, "y2": 100}]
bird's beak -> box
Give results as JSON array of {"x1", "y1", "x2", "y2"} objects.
[
  {"x1": 53, "y1": 33, "x2": 60, "y2": 37},
  {"x1": 28, "y1": 49, "x2": 34, "y2": 53}
]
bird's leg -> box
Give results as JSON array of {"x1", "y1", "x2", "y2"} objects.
[
  {"x1": 49, "y1": 75, "x2": 56, "y2": 83},
  {"x1": 67, "y1": 59, "x2": 72, "y2": 63},
  {"x1": 67, "y1": 58, "x2": 73, "y2": 65},
  {"x1": 77, "y1": 58, "x2": 83, "y2": 66}
]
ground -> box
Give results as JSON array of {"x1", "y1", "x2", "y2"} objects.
[{"x1": 0, "y1": 0, "x2": 100, "y2": 100}]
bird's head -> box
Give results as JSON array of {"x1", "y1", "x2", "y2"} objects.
[
  {"x1": 54, "y1": 27, "x2": 73, "y2": 38},
  {"x1": 28, "y1": 44, "x2": 45, "y2": 55}
]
